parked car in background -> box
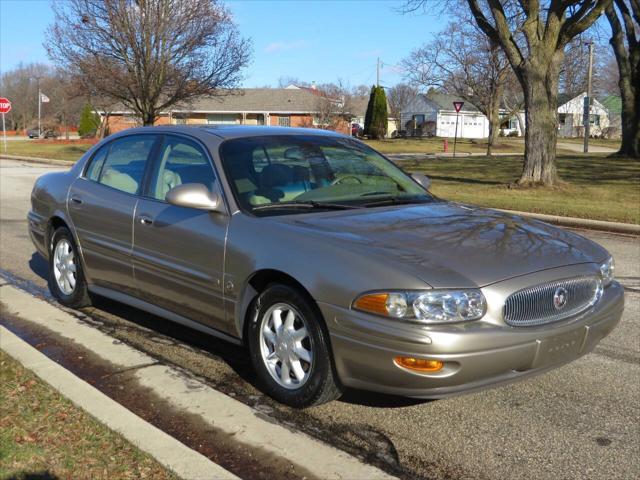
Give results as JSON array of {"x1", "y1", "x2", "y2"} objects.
[
  {"x1": 27, "y1": 128, "x2": 59, "y2": 139},
  {"x1": 351, "y1": 123, "x2": 363, "y2": 137},
  {"x1": 28, "y1": 125, "x2": 624, "y2": 407}
]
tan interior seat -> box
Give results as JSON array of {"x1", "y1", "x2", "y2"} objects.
[{"x1": 101, "y1": 168, "x2": 138, "y2": 194}]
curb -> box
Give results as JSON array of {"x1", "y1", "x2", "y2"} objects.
[
  {"x1": 496, "y1": 209, "x2": 640, "y2": 235},
  {"x1": 0, "y1": 324, "x2": 240, "y2": 480},
  {"x1": 1, "y1": 283, "x2": 397, "y2": 480},
  {"x1": 0, "y1": 153, "x2": 75, "y2": 166}
]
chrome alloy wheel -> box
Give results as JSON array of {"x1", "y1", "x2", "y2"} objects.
[
  {"x1": 259, "y1": 303, "x2": 314, "y2": 389},
  {"x1": 53, "y1": 238, "x2": 77, "y2": 295}
]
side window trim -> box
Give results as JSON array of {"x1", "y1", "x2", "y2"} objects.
[{"x1": 83, "y1": 142, "x2": 112, "y2": 180}]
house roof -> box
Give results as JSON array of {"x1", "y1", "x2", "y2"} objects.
[
  {"x1": 349, "y1": 96, "x2": 370, "y2": 117},
  {"x1": 173, "y1": 88, "x2": 324, "y2": 113},
  {"x1": 601, "y1": 95, "x2": 622, "y2": 114},
  {"x1": 425, "y1": 92, "x2": 480, "y2": 112}
]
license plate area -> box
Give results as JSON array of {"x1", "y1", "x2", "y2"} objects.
[{"x1": 532, "y1": 327, "x2": 586, "y2": 369}]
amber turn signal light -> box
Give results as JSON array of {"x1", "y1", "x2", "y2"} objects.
[
  {"x1": 353, "y1": 293, "x2": 389, "y2": 315},
  {"x1": 395, "y1": 356, "x2": 444, "y2": 372}
]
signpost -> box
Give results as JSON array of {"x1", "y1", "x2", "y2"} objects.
[
  {"x1": 452, "y1": 101, "x2": 464, "y2": 157},
  {"x1": 0, "y1": 97, "x2": 11, "y2": 154}
]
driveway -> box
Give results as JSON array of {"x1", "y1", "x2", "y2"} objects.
[{"x1": 1, "y1": 158, "x2": 639, "y2": 480}]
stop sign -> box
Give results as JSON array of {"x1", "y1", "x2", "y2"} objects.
[{"x1": 0, "y1": 97, "x2": 11, "y2": 114}]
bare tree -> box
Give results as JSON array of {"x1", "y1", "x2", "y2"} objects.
[
  {"x1": 312, "y1": 80, "x2": 354, "y2": 132},
  {"x1": 405, "y1": 0, "x2": 612, "y2": 186},
  {"x1": 45, "y1": 0, "x2": 251, "y2": 126},
  {"x1": 403, "y1": 20, "x2": 513, "y2": 155},
  {"x1": 387, "y1": 84, "x2": 418, "y2": 134},
  {"x1": 277, "y1": 76, "x2": 309, "y2": 88},
  {"x1": 606, "y1": 0, "x2": 639, "y2": 157}
]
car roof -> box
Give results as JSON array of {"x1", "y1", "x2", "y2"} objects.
[{"x1": 110, "y1": 125, "x2": 346, "y2": 141}]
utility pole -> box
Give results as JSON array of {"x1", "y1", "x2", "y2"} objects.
[
  {"x1": 376, "y1": 57, "x2": 380, "y2": 87},
  {"x1": 36, "y1": 76, "x2": 42, "y2": 138},
  {"x1": 583, "y1": 41, "x2": 594, "y2": 153}
]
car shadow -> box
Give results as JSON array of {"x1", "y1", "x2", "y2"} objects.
[
  {"x1": 4, "y1": 472, "x2": 59, "y2": 480},
  {"x1": 28, "y1": 252, "x2": 49, "y2": 281},
  {"x1": 339, "y1": 389, "x2": 433, "y2": 408}
]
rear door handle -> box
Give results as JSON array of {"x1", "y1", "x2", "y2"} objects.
[
  {"x1": 139, "y1": 215, "x2": 154, "y2": 226},
  {"x1": 70, "y1": 195, "x2": 83, "y2": 205}
]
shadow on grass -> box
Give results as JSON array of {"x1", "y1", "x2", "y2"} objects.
[{"x1": 5, "y1": 472, "x2": 59, "y2": 480}]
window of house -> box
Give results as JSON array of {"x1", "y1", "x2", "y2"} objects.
[
  {"x1": 590, "y1": 114, "x2": 600, "y2": 126},
  {"x1": 207, "y1": 114, "x2": 238, "y2": 125},
  {"x1": 278, "y1": 115, "x2": 291, "y2": 127},
  {"x1": 558, "y1": 113, "x2": 567, "y2": 126},
  {"x1": 174, "y1": 116, "x2": 187, "y2": 125}
]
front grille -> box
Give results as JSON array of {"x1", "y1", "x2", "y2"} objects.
[{"x1": 503, "y1": 276, "x2": 602, "y2": 327}]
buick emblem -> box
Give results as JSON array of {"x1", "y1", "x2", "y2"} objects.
[{"x1": 553, "y1": 287, "x2": 569, "y2": 310}]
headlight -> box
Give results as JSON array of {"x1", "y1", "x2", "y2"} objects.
[
  {"x1": 353, "y1": 290, "x2": 486, "y2": 324},
  {"x1": 599, "y1": 257, "x2": 615, "y2": 286}
]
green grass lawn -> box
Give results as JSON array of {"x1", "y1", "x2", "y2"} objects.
[
  {"x1": 363, "y1": 137, "x2": 584, "y2": 155},
  {"x1": 3, "y1": 140, "x2": 93, "y2": 161},
  {"x1": 397, "y1": 154, "x2": 640, "y2": 224},
  {"x1": 364, "y1": 137, "x2": 525, "y2": 155},
  {"x1": 557, "y1": 137, "x2": 621, "y2": 148},
  {"x1": 0, "y1": 351, "x2": 177, "y2": 480},
  {"x1": 2, "y1": 141, "x2": 636, "y2": 224}
]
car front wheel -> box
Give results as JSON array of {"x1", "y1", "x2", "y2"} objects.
[
  {"x1": 248, "y1": 284, "x2": 342, "y2": 407},
  {"x1": 48, "y1": 227, "x2": 92, "y2": 308}
]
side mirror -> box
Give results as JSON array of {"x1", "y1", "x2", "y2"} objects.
[
  {"x1": 411, "y1": 173, "x2": 431, "y2": 190},
  {"x1": 166, "y1": 183, "x2": 225, "y2": 213}
]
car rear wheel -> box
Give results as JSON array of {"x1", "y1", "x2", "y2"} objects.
[
  {"x1": 48, "y1": 227, "x2": 92, "y2": 308},
  {"x1": 248, "y1": 284, "x2": 342, "y2": 407}
]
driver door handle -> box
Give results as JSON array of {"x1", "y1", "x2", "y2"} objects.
[
  {"x1": 70, "y1": 195, "x2": 83, "y2": 204},
  {"x1": 139, "y1": 215, "x2": 154, "y2": 226}
]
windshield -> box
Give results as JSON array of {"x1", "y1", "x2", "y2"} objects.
[{"x1": 219, "y1": 135, "x2": 434, "y2": 215}]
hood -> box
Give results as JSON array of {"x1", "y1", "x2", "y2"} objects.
[{"x1": 283, "y1": 202, "x2": 607, "y2": 288}]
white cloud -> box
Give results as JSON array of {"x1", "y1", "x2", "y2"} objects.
[{"x1": 264, "y1": 40, "x2": 307, "y2": 53}]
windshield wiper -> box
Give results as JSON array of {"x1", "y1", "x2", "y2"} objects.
[
  {"x1": 360, "y1": 196, "x2": 433, "y2": 207},
  {"x1": 252, "y1": 201, "x2": 362, "y2": 212}
]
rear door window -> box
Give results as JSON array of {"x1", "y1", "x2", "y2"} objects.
[{"x1": 97, "y1": 135, "x2": 156, "y2": 195}]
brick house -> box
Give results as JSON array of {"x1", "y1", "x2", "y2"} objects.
[{"x1": 98, "y1": 88, "x2": 350, "y2": 134}]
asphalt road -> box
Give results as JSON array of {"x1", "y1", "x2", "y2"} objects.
[{"x1": 1, "y1": 159, "x2": 639, "y2": 480}]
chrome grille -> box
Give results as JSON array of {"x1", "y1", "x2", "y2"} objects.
[{"x1": 503, "y1": 276, "x2": 602, "y2": 327}]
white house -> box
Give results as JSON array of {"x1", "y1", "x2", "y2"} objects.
[
  {"x1": 400, "y1": 92, "x2": 523, "y2": 138},
  {"x1": 557, "y1": 92, "x2": 610, "y2": 138}
]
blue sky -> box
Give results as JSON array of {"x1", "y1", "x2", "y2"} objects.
[{"x1": 0, "y1": 0, "x2": 440, "y2": 88}]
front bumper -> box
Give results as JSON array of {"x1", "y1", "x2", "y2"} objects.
[{"x1": 321, "y1": 281, "x2": 624, "y2": 398}]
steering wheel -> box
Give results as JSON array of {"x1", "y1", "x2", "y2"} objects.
[{"x1": 331, "y1": 175, "x2": 363, "y2": 186}]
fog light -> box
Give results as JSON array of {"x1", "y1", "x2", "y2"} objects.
[{"x1": 395, "y1": 356, "x2": 444, "y2": 372}]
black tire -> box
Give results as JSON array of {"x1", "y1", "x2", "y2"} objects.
[
  {"x1": 48, "y1": 226, "x2": 92, "y2": 308},
  {"x1": 248, "y1": 284, "x2": 343, "y2": 408}
]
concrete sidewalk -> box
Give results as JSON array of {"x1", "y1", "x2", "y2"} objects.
[
  {"x1": 0, "y1": 283, "x2": 396, "y2": 480},
  {"x1": 0, "y1": 324, "x2": 239, "y2": 480}
]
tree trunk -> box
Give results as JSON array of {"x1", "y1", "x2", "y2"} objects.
[
  {"x1": 618, "y1": 82, "x2": 639, "y2": 157},
  {"x1": 606, "y1": 1, "x2": 640, "y2": 158},
  {"x1": 142, "y1": 111, "x2": 155, "y2": 126},
  {"x1": 518, "y1": 56, "x2": 562, "y2": 186}
]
